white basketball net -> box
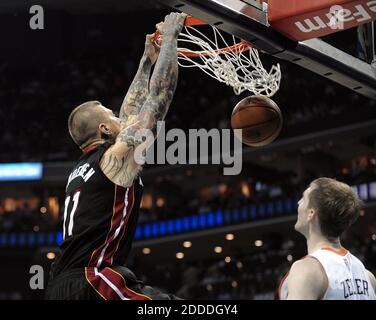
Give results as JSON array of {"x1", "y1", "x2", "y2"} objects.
[{"x1": 176, "y1": 24, "x2": 281, "y2": 96}]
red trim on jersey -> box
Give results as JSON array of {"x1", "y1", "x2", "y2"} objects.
[
  {"x1": 86, "y1": 182, "x2": 140, "y2": 299},
  {"x1": 88, "y1": 184, "x2": 135, "y2": 268},
  {"x1": 87, "y1": 185, "x2": 127, "y2": 268},
  {"x1": 102, "y1": 185, "x2": 135, "y2": 266},
  {"x1": 109, "y1": 268, "x2": 151, "y2": 300},
  {"x1": 321, "y1": 247, "x2": 349, "y2": 256},
  {"x1": 82, "y1": 143, "x2": 102, "y2": 154},
  {"x1": 278, "y1": 271, "x2": 289, "y2": 300},
  {"x1": 85, "y1": 267, "x2": 151, "y2": 300}
]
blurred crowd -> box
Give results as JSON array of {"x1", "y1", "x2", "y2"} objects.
[
  {"x1": 138, "y1": 155, "x2": 376, "y2": 224},
  {"x1": 1, "y1": 156, "x2": 376, "y2": 232},
  {"x1": 0, "y1": 204, "x2": 55, "y2": 233}
]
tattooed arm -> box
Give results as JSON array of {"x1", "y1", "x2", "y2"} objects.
[
  {"x1": 100, "y1": 12, "x2": 186, "y2": 187},
  {"x1": 119, "y1": 35, "x2": 159, "y2": 124}
]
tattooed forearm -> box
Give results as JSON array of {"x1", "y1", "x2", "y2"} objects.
[
  {"x1": 119, "y1": 55, "x2": 153, "y2": 122},
  {"x1": 117, "y1": 125, "x2": 145, "y2": 149},
  {"x1": 101, "y1": 14, "x2": 185, "y2": 188},
  {"x1": 118, "y1": 34, "x2": 179, "y2": 149},
  {"x1": 116, "y1": 36, "x2": 178, "y2": 149},
  {"x1": 146, "y1": 33, "x2": 179, "y2": 120}
]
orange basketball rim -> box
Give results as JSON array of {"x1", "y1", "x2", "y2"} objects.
[{"x1": 152, "y1": 16, "x2": 252, "y2": 57}]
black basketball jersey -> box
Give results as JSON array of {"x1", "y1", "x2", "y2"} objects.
[{"x1": 52, "y1": 142, "x2": 143, "y2": 277}]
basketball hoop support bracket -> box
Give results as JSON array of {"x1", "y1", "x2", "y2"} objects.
[{"x1": 158, "y1": 0, "x2": 376, "y2": 99}]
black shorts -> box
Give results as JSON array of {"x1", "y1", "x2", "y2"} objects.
[{"x1": 45, "y1": 266, "x2": 180, "y2": 300}]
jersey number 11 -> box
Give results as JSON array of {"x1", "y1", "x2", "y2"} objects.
[{"x1": 63, "y1": 191, "x2": 81, "y2": 240}]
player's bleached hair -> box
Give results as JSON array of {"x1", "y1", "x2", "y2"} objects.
[
  {"x1": 68, "y1": 101, "x2": 105, "y2": 149},
  {"x1": 308, "y1": 177, "x2": 363, "y2": 238}
]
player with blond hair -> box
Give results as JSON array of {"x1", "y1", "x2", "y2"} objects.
[{"x1": 279, "y1": 178, "x2": 376, "y2": 300}]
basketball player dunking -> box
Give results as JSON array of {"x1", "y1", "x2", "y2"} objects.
[
  {"x1": 45, "y1": 12, "x2": 187, "y2": 300},
  {"x1": 279, "y1": 178, "x2": 376, "y2": 300}
]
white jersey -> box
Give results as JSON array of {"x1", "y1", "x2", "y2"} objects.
[{"x1": 279, "y1": 247, "x2": 376, "y2": 300}]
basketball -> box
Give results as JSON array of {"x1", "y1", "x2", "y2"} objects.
[{"x1": 231, "y1": 95, "x2": 283, "y2": 147}]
